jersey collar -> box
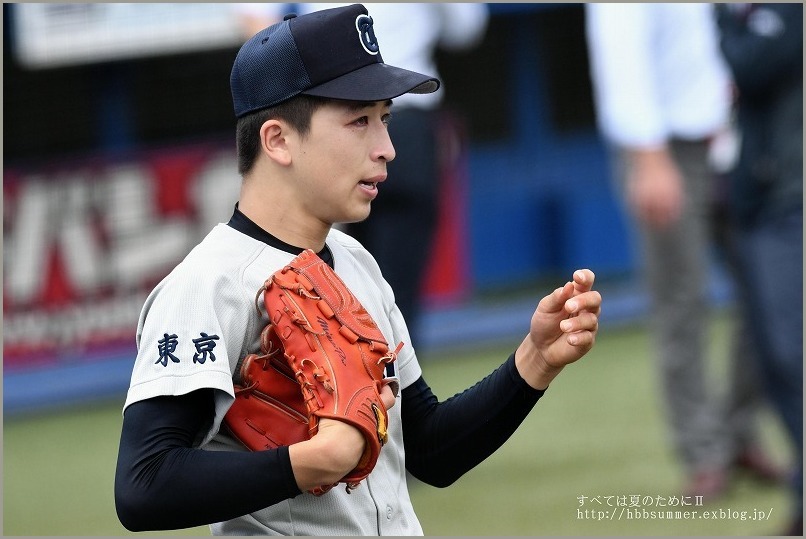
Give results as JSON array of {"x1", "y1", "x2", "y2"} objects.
[{"x1": 227, "y1": 204, "x2": 334, "y2": 268}]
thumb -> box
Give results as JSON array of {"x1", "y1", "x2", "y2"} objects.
[
  {"x1": 538, "y1": 281, "x2": 574, "y2": 315},
  {"x1": 379, "y1": 381, "x2": 397, "y2": 410}
]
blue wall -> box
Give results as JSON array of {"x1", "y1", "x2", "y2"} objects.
[{"x1": 463, "y1": 4, "x2": 635, "y2": 290}]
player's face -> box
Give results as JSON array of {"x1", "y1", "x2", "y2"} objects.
[{"x1": 290, "y1": 100, "x2": 396, "y2": 225}]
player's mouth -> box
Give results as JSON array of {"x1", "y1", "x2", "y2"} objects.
[{"x1": 358, "y1": 174, "x2": 386, "y2": 198}]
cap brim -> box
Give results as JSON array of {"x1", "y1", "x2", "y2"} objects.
[{"x1": 301, "y1": 63, "x2": 439, "y2": 102}]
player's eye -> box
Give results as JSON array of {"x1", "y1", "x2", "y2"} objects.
[
  {"x1": 382, "y1": 113, "x2": 392, "y2": 126},
  {"x1": 353, "y1": 116, "x2": 369, "y2": 126}
]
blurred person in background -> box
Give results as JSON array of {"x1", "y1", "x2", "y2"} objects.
[
  {"x1": 585, "y1": 3, "x2": 784, "y2": 501},
  {"x1": 715, "y1": 3, "x2": 803, "y2": 535},
  {"x1": 234, "y1": 3, "x2": 489, "y2": 348}
]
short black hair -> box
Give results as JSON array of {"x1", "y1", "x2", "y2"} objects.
[{"x1": 236, "y1": 94, "x2": 330, "y2": 176}]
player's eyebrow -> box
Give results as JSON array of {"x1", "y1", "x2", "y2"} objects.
[{"x1": 343, "y1": 99, "x2": 394, "y2": 113}]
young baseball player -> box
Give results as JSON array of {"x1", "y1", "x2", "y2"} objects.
[{"x1": 114, "y1": 4, "x2": 602, "y2": 535}]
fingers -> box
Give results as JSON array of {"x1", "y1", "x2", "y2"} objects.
[
  {"x1": 537, "y1": 269, "x2": 601, "y2": 318},
  {"x1": 559, "y1": 310, "x2": 599, "y2": 341},
  {"x1": 566, "y1": 269, "x2": 601, "y2": 315},
  {"x1": 564, "y1": 326, "x2": 596, "y2": 347},
  {"x1": 379, "y1": 383, "x2": 397, "y2": 410},
  {"x1": 572, "y1": 269, "x2": 595, "y2": 293},
  {"x1": 537, "y1": 281, "x2": 574, "y2": 314},
  {"x1": 562, "y1": 269, "x2": 600, "y2": 345},
  {"x1": 564, "y1": 289, "x2": 602, "y2": 317}
]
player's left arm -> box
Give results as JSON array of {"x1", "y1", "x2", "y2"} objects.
[
  {"x1": 401, "y1": 270, "x2": 601, "y2": 488},
  {"x1": 514, "y1": 269, "x2": 601, "y2": 390}
]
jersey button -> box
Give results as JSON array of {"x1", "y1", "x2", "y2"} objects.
[{"x1": 386, "y1": 506, "x2": 393, "y2": 520}]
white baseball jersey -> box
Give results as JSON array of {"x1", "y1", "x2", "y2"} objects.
[{"x1": 124, "y1": 223, "x2": 425, "y2": 535}]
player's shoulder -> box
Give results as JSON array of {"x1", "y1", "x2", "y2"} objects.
[
  {"x1": 327, "y1": 228, "x2": 377, "y2": 271},
  {"x1": 327, "y1": 227, "x2": 364, "y2": 251},
  {"x1": 162, "y1": 224, "x2": 283, "y2": 293},
  {"x1": 327, "y1": 227, "x2": 387, "y2": 289},
  {"x1": 180, "y1": 224, "x2": 262, "y2": 275},
  {"x1": 140, "y1": 224, "x2": 290, "y2": 319}
]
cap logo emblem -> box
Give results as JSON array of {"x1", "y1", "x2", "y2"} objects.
[{"x1": 355, "y1": 14, "x2": 379, "y2": 55}]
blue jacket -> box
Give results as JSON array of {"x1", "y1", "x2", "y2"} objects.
[{"x1": 716, "y1": 3, "x2": 803, "y2": 225}]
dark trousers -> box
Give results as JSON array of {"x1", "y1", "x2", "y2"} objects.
[{"x1": 735, "y1": 209, "x2": 803, "y2": 510}]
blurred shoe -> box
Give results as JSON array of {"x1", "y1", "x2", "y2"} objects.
[
  {"x1": 734, "y1": 447, "x2": 788, "y2": 484},
  {"x1": 684, "y1": 469, "x2": 728, "y2": 502}
]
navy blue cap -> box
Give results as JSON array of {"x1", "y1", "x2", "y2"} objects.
[{"x1": 230, "y1": 3, "x2": 440, "y2": 118}]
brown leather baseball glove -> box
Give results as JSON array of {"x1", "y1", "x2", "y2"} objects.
[{"x1": 223, "y1": 249, "x2": 402, "y2": 494}]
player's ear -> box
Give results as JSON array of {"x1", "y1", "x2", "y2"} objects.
[{"x1": 259, "y1": 119, "x2": 292, "y2": 166}]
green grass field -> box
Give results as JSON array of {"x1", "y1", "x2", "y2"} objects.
[{"x1": 3, "y1": 310, "x2": 795, "y2": 536}]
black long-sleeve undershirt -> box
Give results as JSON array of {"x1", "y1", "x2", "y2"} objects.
[
  {"x1": 402, "y1": 353, "x2": 545, "y2": 487},
  {"x1": 114, "y1": 390, "x2": 301, "y2": 531},
  {"x1": 114, "y1": 353, "x2": 545, "y2": 530}
]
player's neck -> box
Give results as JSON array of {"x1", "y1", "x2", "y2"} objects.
[{"x1": 237, "y1": 194, "x2": 329, "y2": 252}]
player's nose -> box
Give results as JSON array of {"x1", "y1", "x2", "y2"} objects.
[{"x1": 373, "y1": 128, "x2": 396, "y2": 163}]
